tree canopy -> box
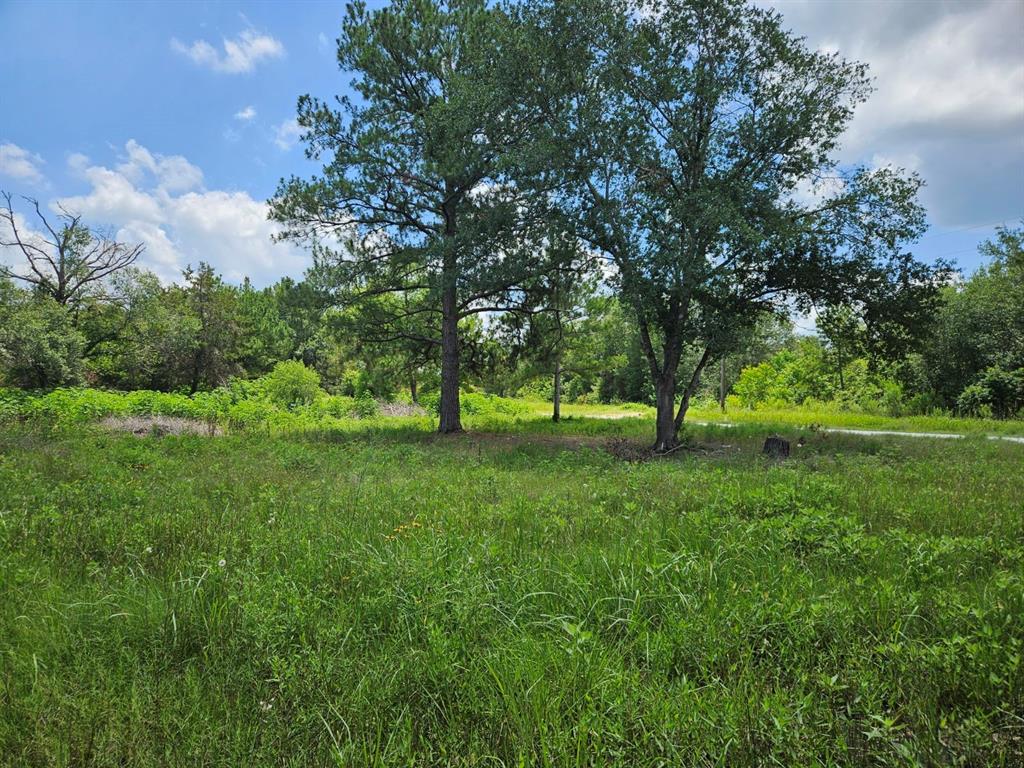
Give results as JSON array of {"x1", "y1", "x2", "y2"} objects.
[{"x1": 548, "y1": 0, "x2": 940, "y2": 449}]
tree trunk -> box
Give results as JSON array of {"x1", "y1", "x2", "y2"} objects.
[
  {"x1": 672, "y1": 347, "x2": 714, "y2": 440},
  {"x1": 409, "y1": 371, "x2": 418, "y2": 404},
  {"x1": 719, "y1": 357, "x2": 726, "y2": 412},
  {"x1": 552, "y1": 358, "x2": 562, "y2": 423},
  {"x1": 837, "y1": 342, "x2": 845, "y2": 390},
  {"x1": 438, "y1": 266, "x2": 462, "y2": 434},
  {"x1": 652, "y1": 373, "x2": 678, "y2": 453}
]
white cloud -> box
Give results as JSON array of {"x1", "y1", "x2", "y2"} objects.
[
  {"x1": 0, "y1": 208, "x2": 51, "y2": 263},
  {"x1": 115, "y1": 139, "x2": 204, "y2": 194},
  {"x1": 273, "y1": 118, "x2": 302, "y2": 151},
  {"x1": 55, "y1": 141, "x2": 306, "y2": 285},
  {"x1": 234, "y1": 105, "x2": 257, "y2": 122},
  {"x1": 0, "y1": 142, "x2": 46, "y2": 185},
  {"x1": 832, "y1": 2, "x2": 1024, "y2": 150},
  {"x1": 761, "y1": 0, "x2": 1024, "y2": 227},
  {"x1": 171, "y1": 29, "x2": 284, "y2": 74}
]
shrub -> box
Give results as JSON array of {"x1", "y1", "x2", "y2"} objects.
[
  {"x1": 516, "y1": 377, "x2": 553, "y2": 401},
  {"x1": 460, "y1": 392, "x2": 529, "y2": 417},
  {"x1": 311, "y1": 394, "x2": 358, "y2": 419},
  {"x1": 0, "y1": 387, "x2": 29, "y2": 421},
  {"x1": 226, "y1": 399, "x2": 279, "y2": 431},
  {"x1": 259, "y1": 361, "x2": 322, "y2": 410},
  {"x1": 350, "y1": 391, "x2": 379, "y2": 419},
  {"x1": 956, "y1": 367, "x2": 1024, "y2": 419},
  {"x1": 418, "y1": 390, "x2": 528, "y2": 418},
  {"x1": 0, "y1": 291, "x2": 84, "y2": 388}
]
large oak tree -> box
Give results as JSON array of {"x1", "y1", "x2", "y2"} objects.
[{"x1": 553, "y1": 0, "x2": 942, "y2": 451}]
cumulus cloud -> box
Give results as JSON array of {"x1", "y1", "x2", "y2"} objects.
[
  {"x1": 0, "y1": 142, "x2": 46, "y2": 185},
  {"x1": 171, "y1": 29, "x2": 284, "y2": 74},
  {"x1": 761, "y1": 0, "x2": 1024, "y2": 227},
  {"x1": 234, "y1": 105, "x2": 257, "y2": 122},
  {"x1": 273, "y1": 118, "x2": 302, "y2": 150},
  {"x1": 115, "y1": 139, "x2": 204, "y2": 194},
  {"x1": 55, "y1": 141, "x2": 306, "y2": 285}
]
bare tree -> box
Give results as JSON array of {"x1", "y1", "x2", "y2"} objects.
[{"x1": 0, "y1": 191, "x2": 143, "y2": 307}]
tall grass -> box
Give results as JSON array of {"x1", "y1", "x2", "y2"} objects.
[{"x1": 0, "y1": 416, "x2": 1021, "y2": 766}]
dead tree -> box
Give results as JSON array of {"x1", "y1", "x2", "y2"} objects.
[{"x1": 0, "y1": 191, "x2": 143, "y2": 306}]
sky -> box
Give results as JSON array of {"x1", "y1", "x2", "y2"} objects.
[{"x1": 0, "y1": 0, "x2": 1022, "y2": 287}]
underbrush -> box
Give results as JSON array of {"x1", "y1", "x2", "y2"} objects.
[{"x1": 0, "y1": 386, "x2": 373, "y2": 432}]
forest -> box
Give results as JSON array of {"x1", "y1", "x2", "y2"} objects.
[
  {"x1": 2, "y1": 201, "x2": 1022, "y2": 433},
  {"x1": 1, "y1": 1, "x2": 1022, "y2": 766}
]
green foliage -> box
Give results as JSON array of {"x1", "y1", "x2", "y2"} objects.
[
  {"x1": 731, "y1": 337, "x2": 913, "y2": 416},
  {"x1": 0, "y1": 418, "x2": 1020, "y2": 764},
  {"x1": 350, "y1": 391, "x2": 380, "y2": 419},
  {"x1": 956, "y1": 367, "x2": 1024, "y2": 419},
  {"x1": 552, "y1": 0, "x2": 937, "y2": 450},
  {"x1": 0, "y1": 282, "x2": 84, "y2": 388},
  {"x1": 258, "y1": 360, "x2": 322, "y2": 410},
  {"x1": 309, "y1": 394, "x2": 358, "y2": 419},
  {"x1": 922, "y1": 225, "x2": 1024, "y2": 409},
  {"x1": 233, "y1": 280, "x2": 295, "y2": 375},
  {"x1": 421, "y1": 389, "x2": 529, "y2": 418},
  {"x1": 269, "y1": 0, "x2": 578, "y2": 433},
  {"x1": 732, "y1": 340, "x2": 830, "y2": 409}
]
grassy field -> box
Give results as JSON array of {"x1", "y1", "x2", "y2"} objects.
[{"x1": 1, "y1": 413, "x2": 1022, "y2": 766}]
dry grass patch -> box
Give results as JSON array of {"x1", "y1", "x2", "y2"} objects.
[{"x1": 99, "y1": 415, "x2": 222, "y2": 437}]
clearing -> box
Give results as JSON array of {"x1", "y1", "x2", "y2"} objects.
[{"x1": 0, "y1": 415, "x2": 1021, "y2": 766}]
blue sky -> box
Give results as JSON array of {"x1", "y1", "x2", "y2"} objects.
[{"x1": 1, "y1": 0, "x2": 1022, "y2": 286}]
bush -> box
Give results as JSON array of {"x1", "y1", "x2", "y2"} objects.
[
  {"x1": 516, "y1": 377, "x2": 553, "y2": 401},
  {"x1": 0, "y1": 291, "x2": 84, "y2": 388},
  {"x1": 226, "y1": 399, "x2": 285, "y2": 431},
  {"x1": 0, "y1": 387, "x2": 30, "y2": 421},
  {"x1": 259, "y1": 361, "x2": 322, "y2": 410},
  {"x1": 350, "y1": 392, "x2": 379, "y2": 419},
  {"x1": 461, "y1": 392, "x2": 529, "y2": 417},
  {"x1": 956, "y1": 367, "x2": 1024, "y2": 419},
  {"x1": 418, "y1": 390, "x2": 528, "y2": 418},
  {"x1": 311, "y1": 394, "x2": 358, "y2": 419}
]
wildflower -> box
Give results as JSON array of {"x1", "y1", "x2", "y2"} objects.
[
  {"x1": 267, "y1": 516, "x2": 276, "y2": 525},
  {"x1": 218, "y1": 558, "x2": 227, "y2": 568},
  {"x1": 259, "y1": 699, "x2": 273, "y2": 712},
  {"x1": 144, "y1": 546, "x2": 153, "y2": 555}
]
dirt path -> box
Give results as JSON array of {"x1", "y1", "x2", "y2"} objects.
[
  {"x1": 798, "y1": 426, "x2": 1024, "y2": 445},
  {"x1": 585, "y1": 412, "x2": 1024, "y2": 444}
]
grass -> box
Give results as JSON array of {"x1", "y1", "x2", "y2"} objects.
[
  {"x1": 519, "y1": 398, "x2": 1024, "y2": 437},
  {"x1": 686, "y1": 404, "x2": 1024, "y2": 437},
  {"x1": 0, "y1": 412, "x2": 1022, "y2": 766}
]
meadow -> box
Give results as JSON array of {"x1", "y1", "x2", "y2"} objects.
[{"x1": 1, "y1": 403, "x2": 1022, "y2": 767}]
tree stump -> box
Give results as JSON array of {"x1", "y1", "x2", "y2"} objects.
[{"x1": 762, "y1": 435, "x2": 790, "y2": 459}]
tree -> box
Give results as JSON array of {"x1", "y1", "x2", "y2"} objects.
[
  {"x1": 270, "y1": 277, "x2": 329, "y2": 367},
  {"x1": 234, "y1": 279, "x2": 295, "y2": 376},
  {"x1": 0, "y1": 279, "x2": 84, "y2": 388},
  {"x1": 322, "y1": 291, "x2": 439, "y2": 400},
  {"x1": 269, "y1": 0, "x2": 569, "y2": 433},
  {"x1": 0, "y1": 191, "x2": 143, "y2": 308},
  {"x1": 182, "y1": 263, "x2": 241, "y2": 392},
  {"x1": 497, "y1": 249, "x2": 601, "y2": 420},
  {"x1": 922, "y1": 223, "x2": 1024, "y2": 408},
  {"x1": 554, "y1": 0, "x2": 940, "y2": 451},
  {"x1": 817, "y1": 306, "x2": 866, "y2": 391}
]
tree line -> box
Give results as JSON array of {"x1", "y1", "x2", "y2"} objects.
[{"x1": 3, "y1": 0, "x2": 1022, "y2": 443}]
